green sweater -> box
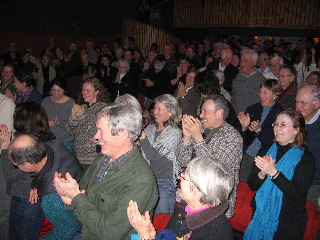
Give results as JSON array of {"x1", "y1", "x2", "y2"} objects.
[{"x1": 72, "y1": 145, "x2": 159, "y2": 240}]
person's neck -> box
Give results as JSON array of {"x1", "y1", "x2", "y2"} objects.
[
  {"x1": 220, "y1": 61, "x2": 228, "y2": 68},
  {"x1": 109, "y1": 142, "x2": 133, "y2": 162},
  {"x1": 243, "y1": 69, "x2": 255, "y2": 76},
  {"x1": 34, "y1": 156, "x2": 48, "y2": 172},
  {"x1": 187, "y1": 201, "x2": 210, "y2": 211},
  {"x1": 20, "y1": 87, "x2": 29, "y2": 93},
  {"x1": 208, "y1": 121, "x2": 224, "y2": 130},
  {"x1": 157, "y1": 124, "x2": 165, "y2": 131},
  {"x1": 2, "y1": 80, "x2": 12, "y2": 88}
]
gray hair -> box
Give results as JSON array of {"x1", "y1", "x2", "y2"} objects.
[
  {"x1": 114, "y1": 94, "x2": 142, "y2": 113},
  {"x1": 270, "y1": 56, "x2": 284, "y2": 66},
  {"x1": 241, "y1": 48, "x2": 258, "y2": 62},
  {"x1": 204, "y1": 94, "x2": 229, "y2": 120},
  {"x1": 118, "y1": 59, "x2": 130, "y2": 71},
  {"x1": 154, "y1": 94, "x2": 182, "y2": 127},
  {"x1": 97, "y1": 104, "x2": 142, "y2": 141},
  {"x1": 213, "y1": 70, "x2": 225, "y2": 84},
  {"x1": 186, "y1": 157, "x2": 233, "y2": 207},
  {"x1": 298, "y1": 84, "x2": 320, "y2": 101}
]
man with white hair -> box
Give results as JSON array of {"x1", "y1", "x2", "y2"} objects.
[
  {"x1": 264, "y1": 56, "x2": 284, "y2": 80},
  {"x1": 207, "y1": 48, "x2": 239, "y2": 93},
  {"x1": 54, "y1": 104, "x2": 158, "y2": 240},
  {"x1": 295, "y1": 85, "x2": 320, "y2": 201},
  {"x1": 231, "y1": 49, "x2": 266, "y2": 114}
]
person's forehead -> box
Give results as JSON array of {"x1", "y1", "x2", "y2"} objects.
[
  {"x1": 297, "y1": 88, "x2": 313, "y2": 99},
  {"x1": 241, "y1": 53, "x2": 253, "y2": 61}
]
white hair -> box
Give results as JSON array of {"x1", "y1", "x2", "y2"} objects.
[
  {"x1": 186, "y1": 157, "x2": 233, "y2": 207},
  {"x1": 241, "y1": 48, "x2": 258, "y2": 62},
  {"x1": 97, "y1": 104, "x2": 142, "y2": 141}
]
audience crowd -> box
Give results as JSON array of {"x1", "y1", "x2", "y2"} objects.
[{"x1": 0, "y1": 35, "x2": 320, "y2": 239}]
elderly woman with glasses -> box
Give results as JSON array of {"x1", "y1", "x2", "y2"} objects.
[
  {"x1": 277, "y1": 64, "x2": 298, "y2": 109},
  {"x1": 245, "y1": 108, "x2": 315, "y2": 240},
  {"x1": 127, "y1": 157, "x2": 234, "y2": 239}
]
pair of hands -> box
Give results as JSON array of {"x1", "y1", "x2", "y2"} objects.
[
  {"x1": 71, "y1": 104, "x2": 85, "y2": 119},
  {"x1": 254, "y1": 155, "x2": 277, "y2": 178},
  {"x1": 182, "y1": 114, "x2": 203, "y2": 144},
  {"x1": 176, "y1": 82, "x2": 186, "y2": 99},
  {"x1": 53, "y1": 172, "x2": 85, "y2": 205},
  {"x1": 48, "y1": 115, "x2": 59, "y2": 126},
  {"x1": 144, "y1": 78, "x2": 154, "y2": 87},
  {"x1": 238, "y1": 112, "x2": 261, "y2": 133},
  {"x1": 127, "y1": 200, "x2": 156, "y2": 239},
  {"x1": 0, "y1": 124, "x2": 11, "y2": 150},
  {"x1": 5, "y1": 89, "x2": 16, "y2": 101}
]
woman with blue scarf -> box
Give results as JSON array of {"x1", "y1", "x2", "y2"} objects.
[{"x1": 245, "y1": 108, "x2": 315, "y2": 240}]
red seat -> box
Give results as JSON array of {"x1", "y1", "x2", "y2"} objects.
[{"x1": 229, "y1": 182, "x2": 320, "y2": 240}]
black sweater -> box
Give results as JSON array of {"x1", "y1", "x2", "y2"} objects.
[{"x1": 247, "y1": 143, "x2": 315, "y2": 240}]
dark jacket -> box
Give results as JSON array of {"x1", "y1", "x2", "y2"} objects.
[
  {"x1": 279, "y1": 82, "x2": 297, "y2": 109},
  {"x1": 242, "y1": 102, "x2": 283, "y2": 150},
  {"x1": 143, "y1": 68, "x2": 171, "y2": 100},
  {"x1": 72, "y1": 145, "x2": 159, "y2": 240},
  {"x1": 207, "y1": 61, "x2": 239, "y2": 93},
  {"x1": 31, "y1": 139, "x2": 83, "y2": 198},
  {"x1": 166, "y1": 201, "x2": 234, "y2": 240}
]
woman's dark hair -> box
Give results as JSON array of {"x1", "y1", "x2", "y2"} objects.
[
  {"x1": 14, "y1": 102, "x2": 55, "y2": 141},
  {"x1": 179, "y1": 56, "x2": 191, "y2": 64},
  {"x1": 280, "y1": 64, "x2": 297, "y2": 78},
  {"x1": 50, "y1": 77, "x2": 67, "y2": 91},
  {"x1": 195, "y1": 71, "x2": 221, "y2": 96},
  {"x1": 100, "y1": 54, "x2": 113, "y2": 62},
  {"x1": 20, "y1": 51, "x2": 29, "y2": 58},
  {"x1": 15, "y1": 71, "x2": 35, "y2": 88},
  {"x1": 262, "y1": 79, "x2": 283, "y2": 98},
  {"x1": 276, "y1": 108, "x2": 307, "y2": 149}
]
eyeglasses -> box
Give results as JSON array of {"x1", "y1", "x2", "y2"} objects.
[
  {"x1": 180, "y1": 172, "x2": 191, "y2": 182},
  {"x1": 295, "y1": 100, "x2": 314, "y2": 106},
  {"x1": 272, "y1": 122, "x2": 295, "y2": 129},
  {"x1": 277, "y1": 74, "x2": 292, "y2": 78}
]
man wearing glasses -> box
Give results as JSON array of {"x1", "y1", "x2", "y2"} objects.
[
  {"x1": 0, "y1": 63, "x2": 16, "y2": 95},
  {"x1": 295, "y1": 84, "x2": 320, "y2": 202}
]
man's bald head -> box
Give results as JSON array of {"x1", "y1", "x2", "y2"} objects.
[{"x1": 9, "y1": 134, "x2": 47, "y2": 165}]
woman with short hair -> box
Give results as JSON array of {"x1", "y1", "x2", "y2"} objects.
[
  {"x1": 238, "y1": 79, "x2": 283, "y2": 182},
  {"x1": 127, "y1": 156, "x2": 234, "y2": 239},
  {"x1": 245, "y1": 108, "x2": 315, "y2": 239},
  {"x1": 41, "y1": 77, "x2": 75, "y2": 151},
  {"x1": 139, "y1": 94, "x2": 182, "y2": 215},
  {"x1": 7, "y1": 71, "x2": 42, "y2": 104}
]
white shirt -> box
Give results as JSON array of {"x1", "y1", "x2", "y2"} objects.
[{"x1": 0, "y1": 93, "x2": 15, "y2": 131}]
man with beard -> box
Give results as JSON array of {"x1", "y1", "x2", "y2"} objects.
[
  {"x1": 0, "y1": 63, "x2": 16, "y2": 95},
  {"x1": 143, "y1": 54, "x2": 171, "y2": 109}
]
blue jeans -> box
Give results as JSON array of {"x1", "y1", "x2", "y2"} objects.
[
  {"x1": 154, "y1": 179, "x2": 176, "y2": 215},
  {"x1": 9, "y1": 197, "x2": 44, "y2": 240}
]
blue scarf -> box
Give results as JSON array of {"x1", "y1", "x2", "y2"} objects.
[{"x1": 244, "y1": 142, "x2": 304, "y2": 240}]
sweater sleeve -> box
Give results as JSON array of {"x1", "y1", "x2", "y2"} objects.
[
  {"x1": 40, "y1": 193, "x2": 79, "y2": 240},
  {"x1": 272, "y1": 151, "x2": 315, "y2": 199},
  {"x1": 176, "y1": 142, "x2": 194, "y2": 168}
]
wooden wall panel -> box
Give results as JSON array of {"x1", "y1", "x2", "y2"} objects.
[
  {"x1": 122, "y1": 17, "x2": 182, "y2": 55},
  {"x1": 173, "y1": 0, "x2": 320, "y2": 29}
]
